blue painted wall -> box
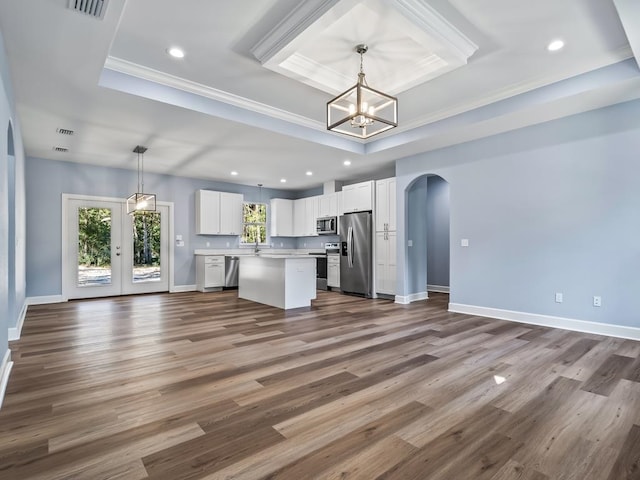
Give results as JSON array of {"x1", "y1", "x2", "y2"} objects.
[
  {"x1": 426, "y1": 176, "x2": 450, "y2": 288},
  {"x1": 25, "y1": 157, "x2": 323, "y2": 296},
  {"x1": 0, "y1": 25, "x2": 27, "y2": 354},
  {"x1": 396, "y1": 98, "x2": 640, "y2": 327}
]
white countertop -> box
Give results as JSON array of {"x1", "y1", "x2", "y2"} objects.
[
  {"x1": 244, "y1": 254, "x2": 318, "y2": 260},
  {"x1": 194, "y1": 248, "x2": 326, "y2": 257}
]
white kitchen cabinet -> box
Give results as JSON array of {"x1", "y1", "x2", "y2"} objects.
[
  {"x1": 342, "y1": 181, "x2": 374, "y2": 213},
  {"x1": 293, "y1": 196, "x2": 319, "y2": 237},
  {"x1": 293, "y1": 198, "x2": 306, "y2": 237},
  {"x1": 375, "y1": 177, "x2": 396, "y2": 232},
  {"x1": 375, "y1": 230, "x2": 396, "y2": 295},
  {"x1": 196, "y1": 255, "x2": 225, "y2": 291},
  {"x1": 219, "y1": 192, "x2": 243, "y2": 235},
  {"x1": 195, "y1": 189, "x2": 243, "y2": 235},
  {"x1": 327, "y1": 253, "x2": 340, "y2": 288},
  {"x1": 270, "y1": 198, "x2": 294, "y2": 236},
  {"x1": 318, "y1": 193, "x2": 338, "y2": 218},
  {"x1": 336, "y1": 191, "x2": 344, "y2": 216},
  {"x1": 195, "y1": 190, "x2": 220, "y2": 235},
  {"x1": 305, "y1": 196, "x2": 319, "y2": 236}
]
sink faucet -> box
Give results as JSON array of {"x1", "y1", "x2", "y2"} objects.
[{"x1": 254, "y1": 238, "x2": 260, "y2": 254}]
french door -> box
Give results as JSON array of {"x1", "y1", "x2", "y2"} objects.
[{"x1": 63, "y1": 195, "x2": 171, "y2": 300}]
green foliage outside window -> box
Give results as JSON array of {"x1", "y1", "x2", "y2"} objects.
[
  {"x1": 242, "y1": 203, "x2": 267, "y2": 244},
  {"x1": 78, "y1": 208, "x2": 112, "y2": 266},
  {"x1": 77, "y1": 207, "x2": 161, "y2": 267}
]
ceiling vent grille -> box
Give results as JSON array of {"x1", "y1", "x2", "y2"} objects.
[
  {"x1": 68, "y1": 0, "x2": 107, "y2": 19},
  {"x1": 57, "y1": 128, "x2": 74, "y2": 136},
  {"x1": 53, "y1": 146, "x2": 69, "y2": 152}
]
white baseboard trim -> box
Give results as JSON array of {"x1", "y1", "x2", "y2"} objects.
[
  {"x1": 427, "y1": 285, "x2": 450, "y2": 294},
  {"x1": 8, "y1": 302, "x2": 28, "y2": 341},
  {"x1": 0, "y1": 349, "x2": 13, "y2": 410},
  {"x1": 395, "y1": 291, "x2": 429, "y2": 305},
  {"x1": 448, "y1": 303, "x2": 640, "y2": 341},
  {"x1": 27, "y1": 295, "x2": 65, "y2": 305},
  {"x1": 171, "y1": 284, "x2": 197, "y2": 293}
]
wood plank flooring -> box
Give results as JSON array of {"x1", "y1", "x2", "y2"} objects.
[{"x1": 1, "y1": 290, "x2": 640, "y2": 479}]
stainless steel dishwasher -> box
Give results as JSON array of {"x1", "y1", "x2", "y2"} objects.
[{"x1": 224, "y1": 256, "x2": 239, "y2": 287}]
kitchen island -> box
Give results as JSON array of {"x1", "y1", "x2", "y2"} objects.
[{"x1": 238, "y1": 255, "x2": 317, "y2": 309}]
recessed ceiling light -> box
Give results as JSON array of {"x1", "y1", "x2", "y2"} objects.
[
  {"x1": 230, "y1": 171, "x2": 238, "y2": 176},
  {"x1": 306, "y1": 171, "x2": 313, "y2": 176},
  {"x1": 167, "y1": 47, "x2": 185, "y2": 58},
  {"x1": 547, "y1": 39, "x2": 564, "y2": 52},
  {"x1": 343, "y1": 160, "x2": 351, "y2": 166},
  {"x1": 280, "y1": 178, "x2": 287, "y2": 183}
]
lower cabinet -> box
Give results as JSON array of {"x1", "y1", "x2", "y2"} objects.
[
  {"x1": 375, "y1": 231, "x2": 396, "y2": 295},
  {"x1": 196, "y1": 255, "x2": 225, "y2": 291},
  {"x1": 327, "y1": 254, "x2": 340, "y2": 288}
]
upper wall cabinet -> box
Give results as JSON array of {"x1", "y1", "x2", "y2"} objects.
[
  {"x1": 375, "y1": 177, "x2": 396, "y2": 232},
  {"x1": 195, "y1": 189, "x2": 243, "y2": 235},
  {"x1": 342, "y1": 181, "x2": 374, "y2": 213},
  {"x1": 318, "y1": 192, "x2": 338, "y2": 218},
  {"x1": 293, "y1": 196, "x2": 319, "y2": 237},
  {"x1": 270, "y1": 198, "x2": 294, "y2": 237}
]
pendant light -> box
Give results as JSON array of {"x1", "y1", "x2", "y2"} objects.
[
  {"x1": 327, "y1": 44, "x2": 398, "y2": 139},
  {"x1": 127, "y1": 145, "x2": 156, "y2": 215}
]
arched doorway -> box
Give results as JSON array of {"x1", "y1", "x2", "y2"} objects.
[{"x1": 401, "y1": 173, "x2": 450, "y2": 302}]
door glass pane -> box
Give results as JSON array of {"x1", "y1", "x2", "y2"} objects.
[
  {"x1": 77, "y1": 207, "x2": 112, "y2": 286},
  {"x1": 132, "y1": 212, "x2": 161, "y2": 283}
]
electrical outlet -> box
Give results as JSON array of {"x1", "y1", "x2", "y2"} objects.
[
  {"x1": 555, "y1": 293, "x2": 563, "y2": 303},
  {"x1": 206, "y1": 241, "x2": 210, "y2": 247},
  {"x1": 593, "y1": 296, "x2": 602, "y2": 307},
  {"x1": 461, "y1": 239, "x2": 469, "y2": 247}
]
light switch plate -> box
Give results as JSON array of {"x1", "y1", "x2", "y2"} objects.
[
  {"x1": 408, "y1": 240, "x2": 413, "y2": 247},
  {"x1": 461, "y1": 239, "x2": 469, "y2": 247}
]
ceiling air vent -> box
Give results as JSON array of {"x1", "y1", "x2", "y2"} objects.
[
  {"x1": 57, "y1": 128, "x2": 74, "y2": 136},
  {"x1": 68, "y1": 0, "x2": 107, "y2": 19},
  {"x1": 53, "y1": 146, "x2": 69, "y2": 153}
]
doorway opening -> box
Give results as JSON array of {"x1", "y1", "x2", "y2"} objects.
[{"x1": 405, "y1": 174, "x2": 450, "y2": 299}]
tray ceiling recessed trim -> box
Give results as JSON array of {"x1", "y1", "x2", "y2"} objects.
[{"x1": 251, "y1": 0, "x2": 478, "y2": 95}]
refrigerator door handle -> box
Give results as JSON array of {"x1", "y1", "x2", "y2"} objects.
[{"x1": 347, "y1": 226, "x2": 353, "y2": 268}]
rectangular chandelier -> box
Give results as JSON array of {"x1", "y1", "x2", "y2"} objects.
[
  {"x1": 127, "y1": 145, "x2": 156, "y2": 215},
  {"x1": 327, "y1": 44, "x2": 398, "y2": 139}
]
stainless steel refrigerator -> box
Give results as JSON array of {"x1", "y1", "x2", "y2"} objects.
[{"x1": 339, "y1": 212, "x2": 372, "y2": 297}]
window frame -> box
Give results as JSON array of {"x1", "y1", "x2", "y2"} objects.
[{"x1": 240, "y1": 201, "x2": 268, "y2": 245}]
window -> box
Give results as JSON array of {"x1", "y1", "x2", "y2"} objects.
[{"x1": 241, "y1": 202, "x2": 267, "y2": 244}]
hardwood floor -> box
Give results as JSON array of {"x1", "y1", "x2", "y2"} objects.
[{"x1": 1, "y1": 290, "x2": 640, "y2": 479}]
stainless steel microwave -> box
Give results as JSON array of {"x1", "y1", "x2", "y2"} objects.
[{"x1": 316, "y1": 216, "x2": 337, "y2": 235}]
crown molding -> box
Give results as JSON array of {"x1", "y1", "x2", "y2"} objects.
[
  {"x1": 103, "y1": 56, "x2": 325, "y2": 131},
  {"x1": 251, "y1": 0, "x2": 340, "y2": 63},
  {"x1": 394, "y1": 0, "x2": 478, "y2": 61}
]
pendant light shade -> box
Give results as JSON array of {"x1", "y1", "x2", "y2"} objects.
[
  {"x1": 127, "y1": 145, "x2": 156, "y2": 215},
  {"x1": 327, "y1": 44, "x2": 398, "y2": 139}
]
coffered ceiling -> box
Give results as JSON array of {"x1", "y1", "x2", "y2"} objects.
[{"x1": 0, "y1": 0, "x2": 639, "y2": 189}]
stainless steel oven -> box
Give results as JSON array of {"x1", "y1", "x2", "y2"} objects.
[{"x1": 311, "y1": 243, "x2": 339, "y2": 290}]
